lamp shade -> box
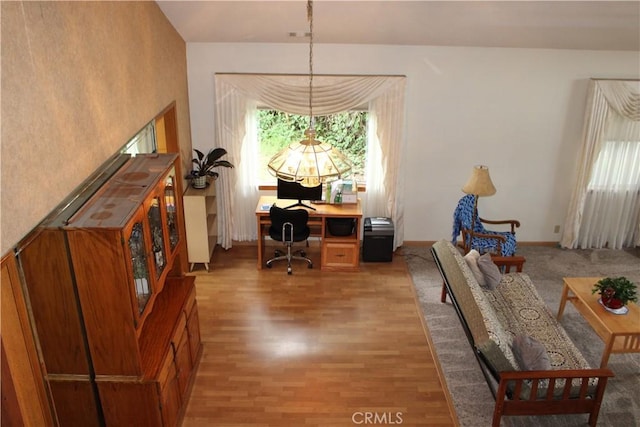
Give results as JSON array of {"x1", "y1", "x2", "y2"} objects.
[
  {"x1": 462, "y1": 165, "x2": 496, "y2": 197},
  {"x1": 267, "y1": 129, "x2": 352, "y2": 187}
]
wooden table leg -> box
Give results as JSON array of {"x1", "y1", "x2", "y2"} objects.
[
  {"x1": 600, "y1": 336, "x2": 615, "y2": 368},
  {"x1": 557, "y1": 281, "x2": 570, "y2": 320},
  {"x1": 256, "y1": 217, "x2": 264, "y2": 270}
]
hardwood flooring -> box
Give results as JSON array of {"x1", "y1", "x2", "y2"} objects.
[{"x1": 181, "y1": 244, "x2": 458, "y2": 426}]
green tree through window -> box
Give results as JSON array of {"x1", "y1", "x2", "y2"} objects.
[{"x1": 258, "y1": 109, "x2": 368, "y2": 184}]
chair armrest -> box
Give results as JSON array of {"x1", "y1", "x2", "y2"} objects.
[
  {"x1": 461, "y1": 228, "x2": 507, "y2": 254},
  {"x1": 479, "y1": 217, "x2": 521, "y2": 233},
  {"x1": 494, "y1": 369, "x2": 614, "y2": 427},
  {"x1": 497, "y1": 368, "x2": 614, "y2": 400},
  {"x1": 491, "y1": 256, "x2": 526, "y2": 272}
]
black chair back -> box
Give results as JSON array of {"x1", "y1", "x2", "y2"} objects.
[{"x1": 268, "y1": 205, "x2": 310, "y2": 242}]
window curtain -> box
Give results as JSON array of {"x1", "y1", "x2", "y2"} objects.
[
  {"x1": 213, "y1": 74, "x2": 407, "y2": 249},
  {"x1": 560, "y1": 79, "x2": 640, "y2": 249},
  {"x1": 365, "y1": 81, "x2": 407, "y2": 249}
]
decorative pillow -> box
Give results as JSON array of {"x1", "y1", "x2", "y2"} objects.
[
  {"x1": 463, "y1": 250, "x2": 486, "y2": 288},
  {"x1": 477, "y1": 253, "x2": 501, "y2": 290},
  {"x1": 511, "y1": 335, "x2": 551, "y2": 371}
]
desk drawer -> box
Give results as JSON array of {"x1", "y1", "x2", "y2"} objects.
[{"x1": 321, "y1": 242, "x2": 359, "y2": 271}]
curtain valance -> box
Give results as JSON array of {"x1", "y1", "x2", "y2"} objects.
[
  {"x1": 596, "y1": 80, "x2": 640, "y2": 121},
  {"x1": 216, "y1": 74, "x2": 403, "y2": 116}
]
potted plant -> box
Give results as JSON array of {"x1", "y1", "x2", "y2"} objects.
[
  {"x1": 186, "y1": 148, "x2": 234, "y2": 189},
  {"x1": 592, "y1": 276, "x2": 638, "y2": 312}
]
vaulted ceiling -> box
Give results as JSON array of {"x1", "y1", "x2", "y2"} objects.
[{"x1": 156, "y1": 1, "x2": 640, "y2": 51}]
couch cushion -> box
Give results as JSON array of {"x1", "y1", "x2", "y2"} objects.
[
  {"x1": 433, "y1": 240, "x2": 490, "y2": 347},
  {"x1": 484, "y1": 273, "x2": 591, "y2": 371},
  {"x1": 478, "y1": 339, "x2": 517, "y2": 372},
  {"x1": 477, "y1": 253, "x2": 501, "y2": 290},
  {"x1": 512, "y1": 334, "x2": 551, "y2": 371},
  {"x1": 439, "y1": 240, "x2": 518, "y2": 368},
  {"x1": 464, "y1": 250, "x2": 486, "y2": 287}
]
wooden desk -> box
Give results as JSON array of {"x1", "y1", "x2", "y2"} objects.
[
  {"x1": 256, "y1": 196, "x2": 362, "y2": 271},
  {"x1": 558, "y1": 277, "x2": 640, "y2": 368}
]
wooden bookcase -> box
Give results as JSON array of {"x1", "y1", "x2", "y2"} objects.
[
  {"x1": 183, "y1": 183, "x2": 218, "y2": 271},
  {"x1": 17, "y1": 154, "x2": 201, "y2": 426}
]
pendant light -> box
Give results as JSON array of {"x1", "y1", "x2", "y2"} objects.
[{"x1": 267, "y1": 0, "x2": 352, "y2": 187}]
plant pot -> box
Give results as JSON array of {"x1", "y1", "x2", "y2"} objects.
[
  {"x1": 191, "y1": 176, "x2": 207, "y2": 189},
  {"x1": 600, "y1": 289, "x2": 624, "y2": 310},
  {"x1": 602, "y1": 295, "x2": 624, "y2": 310}
]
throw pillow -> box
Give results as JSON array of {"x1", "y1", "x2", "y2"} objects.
[
  {"x1": 463, "y1": 250, "x2": 486, "y2": 287},
  {"x1": 511, "y1": 335, "x2": 551, "y2": 371},
  {"x1": 477, "y1": 253, "x2": 501, "y2": 290}
]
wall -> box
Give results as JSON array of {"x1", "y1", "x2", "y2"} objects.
[
  {"x1": 186, "y1": 42, "x2": 638, "y2": 243},
  {"x1": 1, "y1": 1, "x2": 192, "y2": 255}
]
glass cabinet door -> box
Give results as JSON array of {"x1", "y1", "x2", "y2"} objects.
[
  {"x1": 164, "y1": 171, "x2": 179, "y2": 253},
  {"x1": 128, "y1": 221, "x2": 152, "y2": 315},
  {"x1": 147, "y1": 195, "x2": 167, "y2": 280}
]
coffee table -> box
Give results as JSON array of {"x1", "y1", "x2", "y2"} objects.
[{"x1": 557, "y1": 277, "x2": 640, "y2": 368}]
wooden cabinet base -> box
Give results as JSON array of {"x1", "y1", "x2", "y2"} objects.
[{"x1": 49, "y1": 379, "x2": 101, "y2": 427}]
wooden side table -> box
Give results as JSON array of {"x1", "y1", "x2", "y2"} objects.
[{"x1": 558, "y1": 277, "x2": 640, "y2": 368}]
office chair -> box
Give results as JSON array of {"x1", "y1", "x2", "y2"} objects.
[
  {"x1": 452, "y1": 194, "x2": 520, "y2": 256},
  {"x1": 265, "y1": 205, "x2": 313, "y2": 274}
]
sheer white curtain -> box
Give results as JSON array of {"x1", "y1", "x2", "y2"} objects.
[
  {"x1": 365, "y1": 79, "x2": 407, "y2": 248},
  {"x1": 214, "y1": 73, "x2": 407, "y2": 249},
  {"x1": 214, "y1": 78, "x2": 260, "y2": 249},
  {"x1": 561, "y1": 79, "x2": 640, "y2": 249}
]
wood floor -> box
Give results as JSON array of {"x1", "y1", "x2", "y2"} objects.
[{"x1": 181, "y1": 244, "x2": 458, "y2": 426}]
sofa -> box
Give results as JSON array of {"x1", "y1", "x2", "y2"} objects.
[{"x1": 430, "y1": 239, "x2": 614, "y2": 427}]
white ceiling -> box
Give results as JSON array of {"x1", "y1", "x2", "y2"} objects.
[{"x1": 156, "y1": 1, "x2": 640, "y2": 51}]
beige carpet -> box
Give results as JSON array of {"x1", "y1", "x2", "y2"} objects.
[{"x1": 403, "y1": 244, "x2": 640, "y2": 427}]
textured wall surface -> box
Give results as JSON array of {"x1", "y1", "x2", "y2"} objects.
[{"x1": 1, "y1": 1, "x2": 192, "y2": 255}]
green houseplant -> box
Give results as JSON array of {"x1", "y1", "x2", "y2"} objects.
[
  {"x1": 592, "y1": 276, "x2": 638, "y2": 310},
  {"x1": 186, "y1": 148, "x2": 234, "y2": 189}
]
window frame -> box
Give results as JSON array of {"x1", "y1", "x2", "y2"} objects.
[{"x1": 255, "y1": 105, "x2": 368, "y2": 192}]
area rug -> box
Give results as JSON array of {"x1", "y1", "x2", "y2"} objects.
[{"x1": 403, "y1": 244, "x2": 640, "y2": 427}]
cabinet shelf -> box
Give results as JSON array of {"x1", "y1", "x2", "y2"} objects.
[
  {"x1": 139, "y1": 276, "x2": 195, "y2": 379},
  {"x1": 183, "y1": 183, "x2": 218, "y2": 271},
  {"x1": 207, "y1": 213, "x2": 218, "y2": 235}
]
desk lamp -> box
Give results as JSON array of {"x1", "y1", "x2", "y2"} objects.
[
  {"x1": 462, "y1": 165, "x2": 496, "y2": 248},
  {"x1": 267, "y1": 0, "x2": 351, "y2": 188}
]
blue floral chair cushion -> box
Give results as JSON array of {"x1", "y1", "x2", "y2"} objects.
[{"x1": 452, "y1": 194, "x2": 519, "y2": 256}]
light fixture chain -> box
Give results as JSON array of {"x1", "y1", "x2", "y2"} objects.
[{"x1": 307, "y1": 0, "x2": 314, "y2": 130}]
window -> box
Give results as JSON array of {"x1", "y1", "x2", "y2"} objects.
[
  {"x1": 257, "y1": 109, "x2": 368, "y2": 185},
  {"x1": 587, "y1": 140, "x2": 640, "y2": 191}
]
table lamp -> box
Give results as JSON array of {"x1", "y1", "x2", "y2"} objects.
[{"x1": 462, "y1": 165, "x2": 496, "y2": 246}]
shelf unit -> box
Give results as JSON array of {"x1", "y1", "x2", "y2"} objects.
[
  {"x1": 17, "y1": 154, "x2": 201, "y2": 426},
  {"x1": 183, "y1": 183, "x2": 218, "y2": 271}
]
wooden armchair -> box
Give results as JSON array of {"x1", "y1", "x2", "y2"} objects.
[{"x1": 453, "y1": 194, "x2": 520, "y2": 256}]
